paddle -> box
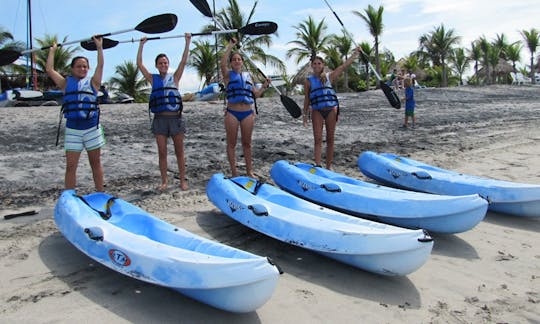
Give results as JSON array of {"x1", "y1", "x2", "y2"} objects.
[
  {"x1": 322, "y1": 0, "x2": 401, "y2": 109},
  {"x1": 80, "y1": 21, "x2": 278, "y2": 51},
  {"x1": 0, "y1": 13, "x2": 178, "y2": 66},
  {"x1": 189, "y1": 0, "x2": 302, "y2": 118}
]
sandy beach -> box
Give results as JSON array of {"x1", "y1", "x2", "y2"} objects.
[{"x1": 1, "y1": 85, "x2": 539, "y2": 323}]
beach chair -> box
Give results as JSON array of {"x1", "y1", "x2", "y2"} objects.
[
  {"x1": 510, "y1": 72, "x2": 520, "y2": 85},
  {"x1": 516, "y1": 72, "x2": 532, "y2": 84}
]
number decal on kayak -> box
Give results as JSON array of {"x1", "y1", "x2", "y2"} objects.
[{"x1": 109, "y1": 249, "x2": 131, "y2": 267}]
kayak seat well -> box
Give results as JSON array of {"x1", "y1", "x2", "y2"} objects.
[{"x1": 108, "y1": 212, "x2": 258, "y2": 258}]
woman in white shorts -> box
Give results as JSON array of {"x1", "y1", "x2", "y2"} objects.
[{"x1": 46, "y1": 36, "x2": 106, "y2": 192}]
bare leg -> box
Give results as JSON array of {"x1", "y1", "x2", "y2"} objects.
[
  {"x1": 311, "y1": 110, "x2": 325, "y2": 166},
  {"x1": 155, "y1": 135, "x2": 169, "y2": 190},
  {"x1": 172, "y1": 133, "x2": 188, "y2": 190},
  {"x1": 224, "y1": 111, "x2": 240, "y2": 177},
  {"x1": 87, "y1": 148, "x2": 104, "y2": 192},
  {"x1": 324, "y1": 110, "x2": 338, "y2": 170},
  {"x1": 239, "y1": 113, "x2": 256, "y2": 178},
  {"x1": 65, "y1": 151, "x2": 81, "y2": 190}
]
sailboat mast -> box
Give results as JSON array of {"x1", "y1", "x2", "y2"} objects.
[{"x1": 27, "y1": 0, "x2": 38, "y2": 90}]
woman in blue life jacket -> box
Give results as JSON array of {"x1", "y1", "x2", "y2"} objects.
[
  {"x1": 303, "y1": 48, "x2": 361, "y2": 169},
  {"x1": 46, "y1": 36, "x2": 105, "y2": 192},
  {"x1": 137, "y1": 33, "x2": 191, "y2": 191},
  {"x1": 220, "y1": 38, "x2": 270, "y2": 178}
]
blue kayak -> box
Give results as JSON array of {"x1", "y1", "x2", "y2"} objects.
[
  {"x1": 54, "y1": 190, "x2": 280, "y2": 313},
  {"x1": 358, "y1": 151, "x2": 540, "y2": 217},
  {"x1": 270, "y1": 160, "x2": 488, "y2": 233},
  {"x1": 207, "y1": 174, "x2": 433, "y2": 276}
]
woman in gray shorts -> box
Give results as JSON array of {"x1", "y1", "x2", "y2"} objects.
[{"x1": 137, "y1": 34, "x2": 191, "y2": 191}]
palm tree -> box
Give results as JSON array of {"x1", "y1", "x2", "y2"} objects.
[
  {"x1": 0, "y1": 26, "x2": 25, "y2": 52},
  {"x1": 108, "y1": 61, "x2": 148, "y2": 102},
  {"x1": 1, "y1": 27, "x2": 27, "y2": 89},
  {"x1": 353, "y1": 5, "x2": 384, "y2": 82},
  {"x1": 358, "y1": 41, "x2": 373, "y2": 89},
  {"x1": 468, "y1": 41, "x2": 482, "y2": 83},
  {"x1": 34, "y1": 34, "x2": 79, "y2": 76},
  {"x1": 506, "y1": 42, "x2": 522, "y2": 73},
  {"x1": 477, "y1": 36, "x2": 491, "y2": 84},
  {"x1": 211, "y1": 0, "x2": 285, "y2": 75},
  {"x1": 492, "y1": 33, "x2": 509, "y2": 60},
  {"x1": 449, "y1": 48, "x2": 471, "y2": 85},
  {"x1": 327, "y1": 32, "x2": 354, "y2": 91},
  {"x1": 520, "y1": 28, "x2": 539, "y2": 84},
  {"x1": 286, "y1": 16, "x2": 332, "y2": 64},
  {"x1": 189, "y1": 40, "x2": 218, "y2": 87},
  {"x1": 418, "y1": 24, "x2": 461, "y2": 87}
]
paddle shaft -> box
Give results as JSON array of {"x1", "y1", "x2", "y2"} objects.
[
  {"x1": 115, "y1": 28, "x2": 242, "y2": 44},
  {"x1": 322, "y1": 0, "x2": 383, "y2": 81}
]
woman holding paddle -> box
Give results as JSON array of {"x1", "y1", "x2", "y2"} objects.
[
  {"x1": 137, "y1": 33, "x2": 191, "y2": 191},
  {"x1": 46, "y1": 36, "x2": 106, "y2": 192},
  {"x1": 220, "y1": 38, "x2": 270, "y2": 178},
  {"x1": 303, "y1": 48, "x2": 361, "y2": 170}
]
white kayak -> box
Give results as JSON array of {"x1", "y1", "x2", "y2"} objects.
[
  {"x1": 270, "y1": 160, "x2": 488, "y2": 233},
  {"x1": 358, "y1": 151, "x2": 540, "y2": 217},
  {"x1": 207, "y1": 174, "x2": 434, "y2": 276},
  {"x1": 54, "y1": 190, "x2": 281, "y2": 313}
]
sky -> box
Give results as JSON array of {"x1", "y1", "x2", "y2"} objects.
[{"x1": 1, "y1": 0, "x2": 539, "y2": 92}]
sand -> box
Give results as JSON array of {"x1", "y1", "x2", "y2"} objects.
[{"x1": 1, "y1": 85, "x2": 539, "y2": 323}]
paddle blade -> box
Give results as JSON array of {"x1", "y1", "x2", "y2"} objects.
[
  {"x1": 80, "y1": 38, "x2": 119, "y2": 51},
  {"x1": 280, "y1": 95, "x2": 302, "y2": 118},
  {"x1": 379, "y1": 81, "x2": 401, "y2": 109},
  {"x1": 239, "y1": 21, "x2": 278, "y2": 35},
  {"x1": 0, "y1": 49, "x2": 21, "y2": 66},
  {"x1": 135, "y1": 13, "x2": 178, "y2": 34},
  {"x1": 189, "y1": 0, "x2": 213, "y2": 18}
]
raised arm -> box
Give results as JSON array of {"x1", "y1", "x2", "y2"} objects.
[
  {"x1": 220, "y1": 38, "x2": 236, "y2": 86},
  {"x1": 45, "y1": 43, "x2": 66, "y2": 90},
  {"x1": 90, "y1": 36, "x2": 104, "y2": 91},
  {"x1": 173, "y1": 33, "x2": 192, "y2": 85},
  {"x1": 252, "y1": 76, "x2": 270, "y2": 99},
  {"x1": 302, "y1": 78, "x2": 311, "y2": 127},
  {"x1": 329, "y1": 47, "x2": 361, "y2": 84},
  {"x1": 136, "y1": 37, "x2": 153, "y2": 83}
]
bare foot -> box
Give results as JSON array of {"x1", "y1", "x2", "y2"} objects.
[
  {"x1": 180, "y1": 181, "x2": 188, "y2": 191},
  {"x1": 247, "y1": 172, "x2": 258, "y2": 180},
  {"x1": 158, "y1": 183, "x2": 168, "y2": 191}
]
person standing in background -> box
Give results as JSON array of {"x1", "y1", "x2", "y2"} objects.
[{"x1": 402, "y1": 77, "x2": 416, "y2": 128}]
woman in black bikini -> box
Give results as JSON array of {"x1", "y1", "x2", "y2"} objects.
[
  {"x1": 303, "y1": 48, "x2": 361, "y2": 169},
  {"x1": 220, "y1": 38, "x2": 270, "y2": 178}
]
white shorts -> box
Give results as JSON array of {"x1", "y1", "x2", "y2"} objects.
[{"x1": 64, "y1": 125, "x2": 106, "y2": 152}]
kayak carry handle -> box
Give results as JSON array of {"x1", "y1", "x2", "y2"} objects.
[
  {"x1": 84, "y1": 227, "x2": 104, "y2": 241},
  {"x1": 320, "y1": 183, "x2": 342, "y2": 192},
  {"x1": 248, "y1": 204, "x2": 269, "y2": 216},
  {"x1": 418, "y1": 229, "x2": 433, "y2": 243},
  {"x1": 411, "y1": 171, "x2": 432, "y2": 180},
  {"x1": 267, "y1": 257, "x2": 284, "y2": 274}
]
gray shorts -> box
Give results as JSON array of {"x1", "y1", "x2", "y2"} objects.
[{"x1": 152, "y1": 115, "x2": 186, "y2": 137}]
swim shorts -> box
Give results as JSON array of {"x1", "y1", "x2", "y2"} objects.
[
  {"x1": 152, "y1": 115, "x2": 186, "y2": 137},
  {"x1": 64, "y1": 125, "x2": 106, "y2": 152}
]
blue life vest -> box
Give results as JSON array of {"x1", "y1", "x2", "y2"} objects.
[
  {"x1": 149, "y1": 74, "x2": 182, "y2": 113},
  {"x1": 308, "y1": 74, "x2": 338, "y2": 110},
  {"x1": 226, "y1": 71, "x2": 254, "y2": 104},
  {"x1": 62, "y1": 76, "x2": 99, "y2": 120}
]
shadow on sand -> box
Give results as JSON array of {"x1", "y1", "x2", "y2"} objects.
[{"x1": 196, "y1": 209, "x2": 423, "y2": 309}]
